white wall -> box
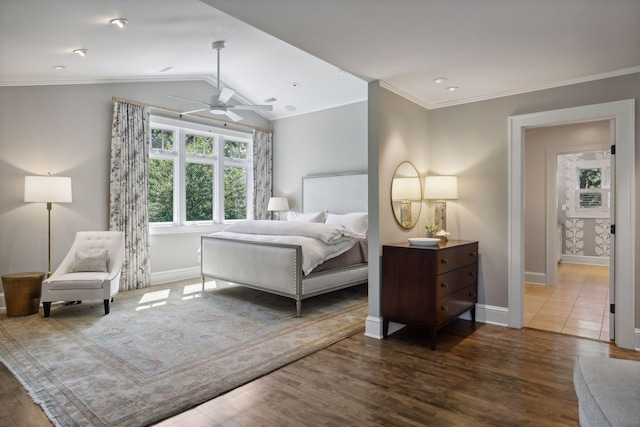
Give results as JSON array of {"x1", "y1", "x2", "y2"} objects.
[
  {"x1": 427, "y1": 73, "x2": 639, "y2": 322},
  {"x1": 0, "y1": 81, "x2": 270, "y2": 299},
  {"x1": 271, "y1": 101, "x2": 368, "y2": 210}
]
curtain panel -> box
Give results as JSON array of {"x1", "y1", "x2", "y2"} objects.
[
  {"x1": 253, "y1": 130, "x2": 273, "y2": 220},
  {"x1": 109, "y1": 101, "x2": 151, "y2": 291}
]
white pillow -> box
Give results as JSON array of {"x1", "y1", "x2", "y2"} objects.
[
  {"x1": 286, "y1": 211, "x2": 327, "y2": 223},
  {"x1": 70, "y1": 249, "x2": 108, "y2": 272},
  {"x1": 325, "y1": 212, "x2": 368, "y2": 238}
]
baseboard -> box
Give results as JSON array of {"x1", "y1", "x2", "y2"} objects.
[
  {"x1": 634, "y1": 329, "x2": 640, "y2": 351},
  {"x1": 561, "y1": 255, "x2": 610, "y2": 266},
  {"x1": 524, "y1": 271, "x2": 547, "y2": 285},
  {"x1": 366, "y1": 304, "x2": 509, "y2": 340},
  {"x1": 150, "y1": 267, "x2": 201, "y2": 285}
]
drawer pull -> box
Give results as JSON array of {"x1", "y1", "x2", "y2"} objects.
[
  {"x1": 441, "y1": 258, "x2": 449, "y2": 264},
  {"x1": 440, "y1": 305, "x2": 449, "y2": 311},
  {"x1": 469, "y1": 251, "x2": 477, "y2": 257},
  {"x1": 440, "y1": 282, "x2": 448, "y2": 288},
  {"x1": 469, "y1": 272, "x2": 477, "y2": 277}
]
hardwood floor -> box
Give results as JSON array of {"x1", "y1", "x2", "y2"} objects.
[
  {"x1": 525, "y1": 263, "x2": 610, "y2": 341},
  {"x1": 4, "y1": 318, "x2": 639, "y2": 426}
]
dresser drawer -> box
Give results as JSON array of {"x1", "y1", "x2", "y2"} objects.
[
  {"x1": 436, "y1": 264, "x2": 478, "y2": 298},
  {"x1": 436, "y1": 284, "x2": 477, "y2": 326},
  {"x1": 436, "y1": 243, "x2": 478, "y2": 274}
]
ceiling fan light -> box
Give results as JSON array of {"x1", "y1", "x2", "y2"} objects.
[{"x1": 110, "y1": 18, "x2": 128, "y2": 28}]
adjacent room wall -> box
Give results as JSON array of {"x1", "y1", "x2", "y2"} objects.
[
  {"x1": 0, "y1": 81, "x2": 270, "y2": 298},
  {"x1": 524, "y1": 121, "x2": 610, "y2": 284}
]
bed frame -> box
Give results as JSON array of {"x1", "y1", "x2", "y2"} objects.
[{"x1": 201, "y1": 172, "x2": 368, "y2": 316}]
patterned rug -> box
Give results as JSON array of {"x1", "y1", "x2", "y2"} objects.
[{"x1": 0, "y1": 279, "x2": 367, "y2": 426}]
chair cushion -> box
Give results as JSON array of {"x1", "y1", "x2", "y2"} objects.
[
  {"x1": 46, "y1": 272, "x2": 109, "y2": 290},
  {"x1": 70, "y1": 249, "x2": 108, "y2": 272},
  {"x1": 574, "y1": 357, "x2": 640, "y2": 427}
]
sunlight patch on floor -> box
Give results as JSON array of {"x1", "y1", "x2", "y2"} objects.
[{"x1": 137, "y1": 289, "x2": 171, "y2": 310}]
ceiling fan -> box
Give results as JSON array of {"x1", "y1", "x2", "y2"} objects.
[{"x1": 167, "y1": 41, "x2": 273, "y2": 122}]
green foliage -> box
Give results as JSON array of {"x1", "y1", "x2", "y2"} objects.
[
  {"x1": 151, "y1": 129, "x2": 174, "y2": 151},
  {"x1": 148, "y1": 159, "x2": 174, "y2": 222},
  {"x1": 224, "y1": 166, "x2": 247, "y2": 220},
  {"x1": 224, "y1": 140, "x2": 247, "y2": 160},
  {"x1": 579, "y1": 168, "x2": 601, "y2": 189},
  {"x1": 186, "y1": 163, "x2": 214, "y2": 221},
  {"x1": 186, "y1": 135, "x2": 213, "y2": 156}
]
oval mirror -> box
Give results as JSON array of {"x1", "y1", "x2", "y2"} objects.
[{"x1": 390, "y1": 161, "x2": 422, "y2": 229}]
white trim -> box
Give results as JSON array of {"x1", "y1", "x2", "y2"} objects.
[
  {"x1": 561, "y1": 255, "x2": 610, "y2": 266},
  {"x1": 509, "y1": 99, "x2": 635, "y2": 349},
  {"x1": 0, "y1": 293, "x2": 4, "y2": 311},
  {"x1": 525, "y1": 272, "x2": 547, "y2": 285},
  {"x1": 634, "y1": 328, "x2": 640, "y2": 351},
  {"x1": 151, "y1": 267, "x2": 200, "y2": 285},
  {"x1": 365, "y1": 304, "x2": 509, "y2": 340}
]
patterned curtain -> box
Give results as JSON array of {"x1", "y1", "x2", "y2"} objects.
[
  {"x1": 109, "y1": 101, "x2": 151, "y2": 291},
  {"x1": 253, "y1": 130, "x2": 273, "y2": 219}
]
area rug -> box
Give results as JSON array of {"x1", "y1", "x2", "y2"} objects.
[{"x1": 0, "y1": 279, "x2": 367, "y2": 426}]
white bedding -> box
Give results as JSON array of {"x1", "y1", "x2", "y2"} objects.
[{"x1": 212, "y1": 220, "x2": 356, "y2": 275}]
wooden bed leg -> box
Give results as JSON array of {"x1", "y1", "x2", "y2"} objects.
[{"x1": 296, "y1": 300, "x2": 301, "y2": 318}]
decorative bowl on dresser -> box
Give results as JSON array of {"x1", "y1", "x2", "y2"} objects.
[{"x1": 381, "y1": 240, "x2": 479, "y2": 350}]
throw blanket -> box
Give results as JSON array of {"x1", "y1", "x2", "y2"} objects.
[{"x1": 213, "y1": 220, "x2": 356, "y2": 275}]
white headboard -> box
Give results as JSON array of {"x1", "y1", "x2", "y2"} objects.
[{"x1": 302, "y1": 172, "x2": 368, "y2": 214}]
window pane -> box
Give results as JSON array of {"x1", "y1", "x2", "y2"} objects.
[
  {"x1": 579, "y1": 192, "x2": 602, "y2": 209},
  {"x1": 148, "y1": 159, "x2": 174, "y2": 222},
  {"x1": 186, "y1": 163, "x2": 214, "y2": 221},
  {"x1": 151, "y1": 129, "x2": 174, "y2": 151},
  {"x1": 224, "y1": 166, "x2": 247, "y2": 220},
  {"x1": 578, "y1": 168, "x2": 601, "y2": 189},
  {"x1": 186, "y1": 135, "x2": 214, "y2": 156},
  {"x1": 224, "y1": 140, "x2": 248, "y2": 160}
]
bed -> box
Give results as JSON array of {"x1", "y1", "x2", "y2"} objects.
[{"x1": 201, "y1": 173, "x2": 368, "y2": 316}]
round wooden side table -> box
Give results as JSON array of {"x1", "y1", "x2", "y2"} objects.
[{"x1": 2, "y1": 272, "x2": 45, "y2": 316}]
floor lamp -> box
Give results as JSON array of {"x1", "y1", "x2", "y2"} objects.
[
  {"x1": 24, "y1": 175, "x2": 72, "y2": 277},
  {"x1": 424, "y1": 176, "x2": 458, "y2": 234}
]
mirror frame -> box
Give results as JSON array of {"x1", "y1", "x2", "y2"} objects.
[{"x1": 390, "y1": 161, "x2": 422, "y2": 229}]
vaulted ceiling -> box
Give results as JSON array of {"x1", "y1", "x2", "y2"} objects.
[{"x1": 1, "y1": 0, "x2": 638, "y2": 120}]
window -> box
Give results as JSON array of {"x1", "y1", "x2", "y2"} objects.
[
  {"x1": 148, "y1": 116, "x2": 253, "y2": 231},
  {"x1": 567, "y1": 159, "x2": 610, "y2": 218}
]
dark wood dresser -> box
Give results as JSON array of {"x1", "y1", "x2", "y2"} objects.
[{"x1": 381, "y1": 240, "x2": 479, "y2": 350}]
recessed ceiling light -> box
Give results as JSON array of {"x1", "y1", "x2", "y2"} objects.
[
  {"x1": 433, "y1": 77, "x2": 447, "y2": 83},
  {"x1": 110, "y1": 18, "x2": 128, "y2": 28},
  {"x1": 446, "y1": 86, "x2": 459, "y2": 91},
  {"x1": 338, "y1": 69, "x2": 345, "y2": 75},
  {"x1": 52, "y1": 65, "x2": 66, "y2": 70},
  {"x1": 73, "y1": 49, "x2": 88, "y2": 57}
]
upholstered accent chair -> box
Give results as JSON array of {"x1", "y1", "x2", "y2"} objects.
[{"x1": 42, "y1": 231, "x2": 124, "y2": 317}]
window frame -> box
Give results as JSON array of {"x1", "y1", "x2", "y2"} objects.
[
  {"x1": 149, "y1": 116, "x2": 253, "y2": 235},
  {"x1": 567, "y1": 159, "x2": 610, "y2": 219}
]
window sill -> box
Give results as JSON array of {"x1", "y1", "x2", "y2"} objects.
[{"x1": 149, "y1": 223, "x2": 228, "y2": 235}]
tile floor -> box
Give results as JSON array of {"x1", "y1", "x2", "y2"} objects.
[{"x1": 524, "y1": 263, "x2": 610, "y2": 341}]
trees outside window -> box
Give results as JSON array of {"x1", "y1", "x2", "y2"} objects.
[{"x1": 148, "y1": 116, "x2": 252, "y2": 229}]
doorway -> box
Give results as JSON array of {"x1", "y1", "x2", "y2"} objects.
[{"x1": 508, "y1": 99, "x2": 635, "y2": 350}]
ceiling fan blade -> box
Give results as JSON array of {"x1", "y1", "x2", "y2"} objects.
[
  {"x1": 181, "y1": 108, "x2": 208, "y2": 115},
  {"x1": 166, "y1": 94, "x2": 210, "y2": 107},
  {"x1": 224, "y1": 109, "x2": 243, "y2": 122},
  {"x1": 218, "y1": 87, "x2": 235, "y2": 104},
  {"x1": 229, "y1": 104, "x2": 273, "y2": 112}
]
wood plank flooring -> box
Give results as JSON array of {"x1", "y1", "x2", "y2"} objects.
[{"x1": 3, "y1": 319, "x2": 639, "y2": 426}]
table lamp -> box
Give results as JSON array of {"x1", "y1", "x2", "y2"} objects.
[
  {"x1": 267, "y1": 197, "x2": 289, "y2": 220},
  {"x1": 24, "y1": 174, "x2": 72, "y2": 277},
  {"x1": 391, "y1": 177, "x2": 422, "y2": 228},
  {"x1": 424, "y1": 176, "x2": 457, "y2": 233}
]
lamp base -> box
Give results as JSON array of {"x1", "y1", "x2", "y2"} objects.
[
  {"x1": 434, "y1": 200, "x2": 447, "y2": 232},
  {"x1": 400, "y1": 200, "x2": 412, "y2": 228}
]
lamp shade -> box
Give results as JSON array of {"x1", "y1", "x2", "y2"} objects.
[
  {"x1": 391, "y1": 177, "x2": 422, "y2": 201},
  {"x1": 424, "y1": 176, "x2": 458, "y2": 200},
  {"x1": 267, "y1": 197, "x2": 289, "y2": 211},
  {"x1": 24, "y1": 176, "x2": 72, "y2": 203}
]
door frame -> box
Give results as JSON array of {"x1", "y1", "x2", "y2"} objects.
[{"x1": 508, "y1": 99, "x2": 635, "y2": 349}]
